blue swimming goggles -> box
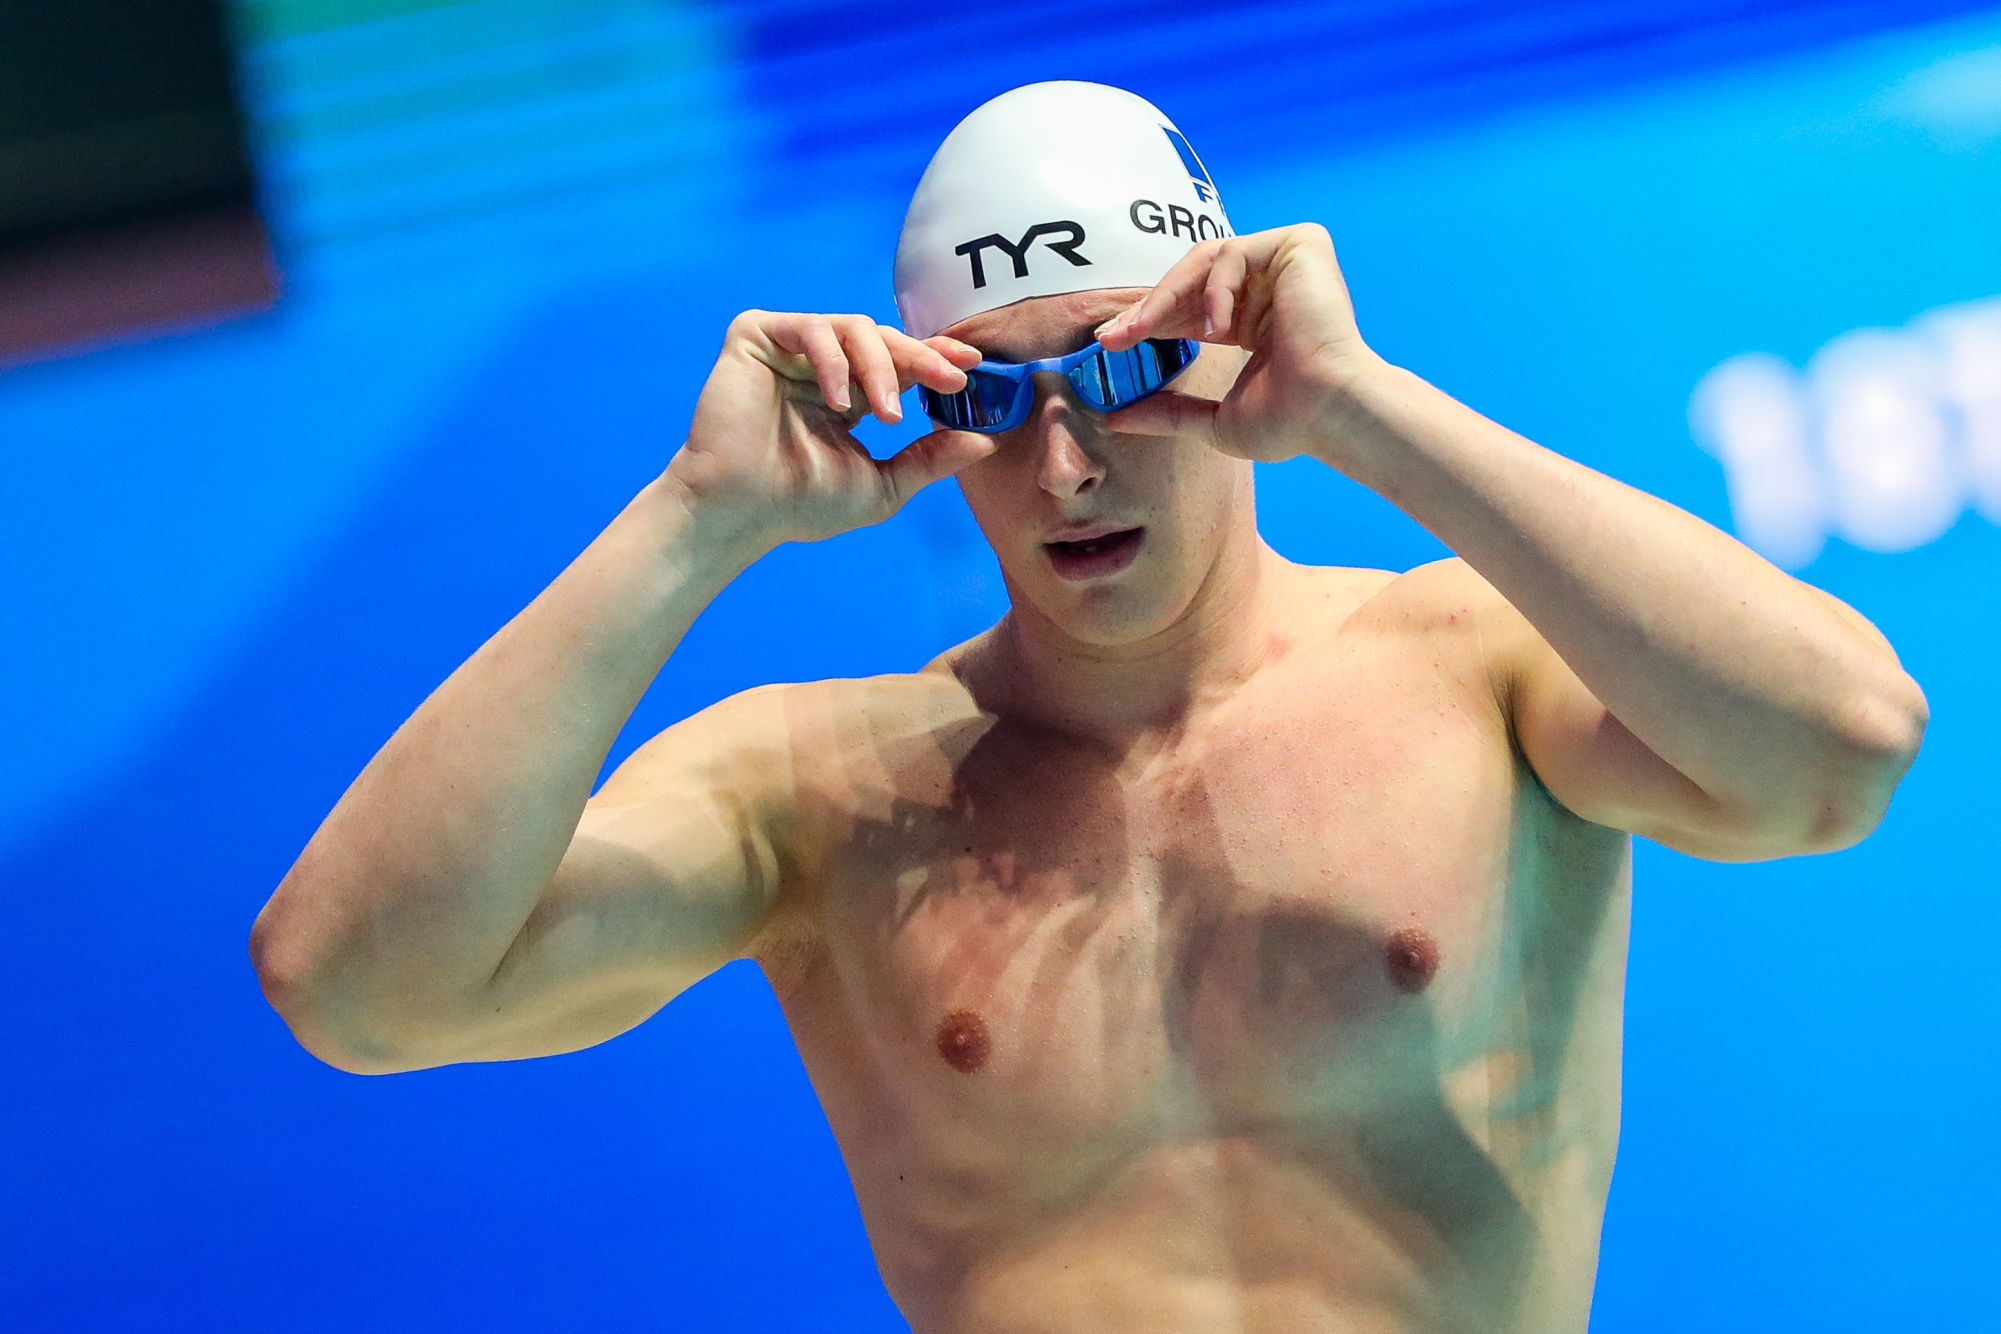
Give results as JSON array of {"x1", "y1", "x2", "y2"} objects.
[{"x1": 919, "y1": 336, "x2": 1201, "y2": 433}]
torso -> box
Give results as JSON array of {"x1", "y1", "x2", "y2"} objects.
[{"x1": 748, "y1": 559, "x2": 1632, "y2": 1333}]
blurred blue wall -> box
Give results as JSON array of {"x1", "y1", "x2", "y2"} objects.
[{"x1": 3, "y1": 2, "x2": 1998, "y2": 1328}]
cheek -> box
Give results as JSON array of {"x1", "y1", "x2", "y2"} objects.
[
  {"x1": 1145, "y1": 442, "x2": 1236, "y2": 519},
  {"x1": 955, "y1": 462, "x2": 1028, "y2": 550},
  {"x1": 1152, "y1": 456, "x2": 1246, "y2": 569},
  {"x1": 954, "y1": 475, "x2": 999, "y2": 540},
  {"x1": 955, "y1": 428, "x2": 1046, "y2": 516}
]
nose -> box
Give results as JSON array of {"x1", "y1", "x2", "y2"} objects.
[{"x1": 1026, "y1": 372, "x2": 1106, "y2": 499}]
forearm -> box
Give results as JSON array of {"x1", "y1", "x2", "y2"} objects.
[
  {"x1": 251, "y1": 475, "x2": 765, "y2": 1048},
  {"x1": 1323, "y1": 354, "x2": 1926, "y2": 816}
]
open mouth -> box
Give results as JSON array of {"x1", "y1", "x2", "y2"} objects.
[{"x1": 1044, "y1": 527, "x2": 1144, "y2": 580}]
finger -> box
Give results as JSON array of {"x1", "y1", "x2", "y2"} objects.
[
  {"x1": 1100, "y1": 230, "x2": 1293, "y2": 348},
  {"x1": 923, "y1": 335, "x2": 985, "y2": 370},
  {"x1": 1104, "y1": 388, "x2": 1221, "y2": 446},
  {"x1": 1204, "y1": 245, "x2": 1248, "y2": 342},
  {"x1": 877, "y1": 429, "x2": 999, "y2": 510},
  {"x1": 877, "y1": 326, "x2": 972, "y2": 392},
  {"x1": 767, "y1": 315, "x2": 853, "y2": 412},
  {"x1": 831, "y1": 317, "x2": 903, "y2": 423},
  {"x1": 1096, "y1": 240, "x2": 1224, "y2": 348}
]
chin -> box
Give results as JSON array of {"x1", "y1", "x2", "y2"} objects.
[{"x1": 1013, "y1": 573, "x2": 1194, "y2": 648}]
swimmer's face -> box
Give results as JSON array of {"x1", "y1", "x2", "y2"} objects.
[{"x1": 939, "y1": 288, "x2": 1250, "y2": 646}]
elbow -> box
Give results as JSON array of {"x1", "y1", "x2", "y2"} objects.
[
  {"x1": 248, "y1": 908, "x2": 438, "y2": 1076},
  {"x1": 1703, "y1": 677, "x2": 1927, "y2": 860},
  {"x1": 1790, "y1": 790, "x2": 1893, "y2": 857},
  {"x1": 1781, "y1": 677, "x2": 1928, "y2": 855},
  {"x1": 1829, "y1": 673, "x2": 1927, "y2": 836},
  {"x1": 1843, "y1": 667, "x2": 1928, "y2": 776}
]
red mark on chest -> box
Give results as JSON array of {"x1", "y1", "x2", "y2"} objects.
[
  {"x1": 935, "y1": 1009, "x2": 991, "y2": 1073},
  {"x1": 1384, "y1": 927, "x2": 1441, "y2": 993}
]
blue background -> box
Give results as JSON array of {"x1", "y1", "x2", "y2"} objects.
[{"x1": 3, "y1": 2, "x2": 1998, "y2": 1328}]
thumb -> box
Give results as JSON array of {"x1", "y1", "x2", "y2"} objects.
[
  {"x1": 878, "y1": 428, "x2": 998, "y2": 510},
  {"x1": 1105, "y1": 389, "x2": 1222, "y2": 446}
]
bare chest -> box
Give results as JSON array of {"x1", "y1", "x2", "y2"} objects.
[{"x1": 780, "y1": 669, "x2": 1593, "y2": 1170}]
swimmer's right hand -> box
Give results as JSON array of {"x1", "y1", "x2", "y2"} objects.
[{"x1": 666, "y1": 310, "x2": 991, "y2": 549}]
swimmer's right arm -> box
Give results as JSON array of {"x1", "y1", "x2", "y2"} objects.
[{"x1": 249, "y1": 312, "x2": 991, "y2": 1073}]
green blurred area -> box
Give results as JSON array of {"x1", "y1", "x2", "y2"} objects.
[{"x1": 235, "y1": 0, "x2": 482, "y2": 41}]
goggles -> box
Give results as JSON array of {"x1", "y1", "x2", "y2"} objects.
[{"x1": 918, "y1": 336, "x2": 1201, "y2": 433}]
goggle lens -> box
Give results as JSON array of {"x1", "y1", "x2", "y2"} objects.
[
  {"x1": 920, "y1": 369, "x2": 1026, "y2": 431},
  {"x1": 1069, "y1": 338, "x2": 1197, "y2": 411},
  {"x1": 919, "y1": 337, "x2": 1199, "y2": 433}
]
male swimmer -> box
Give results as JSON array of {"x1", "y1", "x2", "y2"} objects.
[{"x1": 252, "y1": 83, "x2": 1926, "y2": 1332}]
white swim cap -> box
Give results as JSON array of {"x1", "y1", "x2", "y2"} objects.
[{"x1": 894, "y1": 81, "x2": 1234, "y2": 340}]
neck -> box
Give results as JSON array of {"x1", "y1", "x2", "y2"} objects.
[{"x1": 981, "y1": 513, "x2": 1289, "y2": 750}]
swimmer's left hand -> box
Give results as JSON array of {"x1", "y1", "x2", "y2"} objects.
[{"x1": 1093, "y1": 223, "x2": 1380, "y2": 465}]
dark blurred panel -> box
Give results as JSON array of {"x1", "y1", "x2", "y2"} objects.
[{"x1": 0, "y1": 0, "x2": 277, "y2": 366}]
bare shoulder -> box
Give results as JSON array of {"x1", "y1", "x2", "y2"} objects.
[
  {"x1": 762, "y1": 664, "x2": 989, "y2": 774},
  {"x1": 774, "y1": 665, "x2": 996, "y2": 846},
  {"x1": 1338, "y1": 556, "x2": 1523, "y2": 636},
  {"x1": 591, "y1": 669, "x2": 984, "y2": 907},
  {"x1": 1282, "y1": 559, "x2": 1402, "y2": 626},
  {"x1": 651, "y1": 667, "x2": 985, "y2": 987},
  {"x1": 601, "y1": 669, "x2": 980, "y2": 794},
  {"x1": 1293, "y1": 556, "x2": 1538, "y2": 728},
  {"x1": 1343, "y1": 557, "x2": 1547, "y2": 667}
]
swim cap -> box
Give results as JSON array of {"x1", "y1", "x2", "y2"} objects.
[{"x1": 894, "y1": 81, "x2": 1234, "y2": 340}]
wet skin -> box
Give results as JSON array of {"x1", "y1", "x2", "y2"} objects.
[
  {"x1": 747, "y1": 569, "x2": 1629, "y2": 1334},
  {"x1": 242, "y1": 183, "x2": 1921, "y2": 1334},
  {"x1": 733, "y1": 290, "x2": 1633, "y2": 1334},
  {"x1": 253, "y1": 243, "x2": 1916, "y2": 1333}
]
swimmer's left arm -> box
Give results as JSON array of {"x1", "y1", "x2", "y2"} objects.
[
  {"x1": 1432, "y1": 554, "x2": 1913, "y2": 862},
  {"x1": 1097, "y1": 223, "x2": 1928, "y2": 861}
]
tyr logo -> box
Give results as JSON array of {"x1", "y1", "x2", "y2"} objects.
[{"x1": 954, "y1": 220, "x2": 1091, "y2": 289}]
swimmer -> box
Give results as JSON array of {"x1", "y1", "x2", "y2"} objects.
[{"x1": 251, "y1": 82, "x2": 1926, "y2": 1332}]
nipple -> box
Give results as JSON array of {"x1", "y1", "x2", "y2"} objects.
[
  {"x1": 1384, "y1": 927, "x2": 1440, "y2": 993},
  {"x1": 935, "y1": 1009, "x2": 991, "y2": 1073}
]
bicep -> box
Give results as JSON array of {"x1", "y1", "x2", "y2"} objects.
[
  {"x1": 1450, "y1": 568, "x2": 1767, "y2": 862},
  {"x1": 1509, "y1": 638, "x2": 1761, "y2": 858},
  {"x1": 444, "y1": 695, "x2": 792, "y2": 1063}
]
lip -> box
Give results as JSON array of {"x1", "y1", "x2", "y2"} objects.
[
  {"x1": 1043, "y1": 519, "x2": 1131, "y2": 543},
  {"x1": 1043, "y1": 526, "x2": 1144, "y2": 581}
]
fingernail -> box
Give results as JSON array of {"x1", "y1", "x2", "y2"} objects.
[{"x1": 833, "y1": 389, "x2": 850, "y2": 411}]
